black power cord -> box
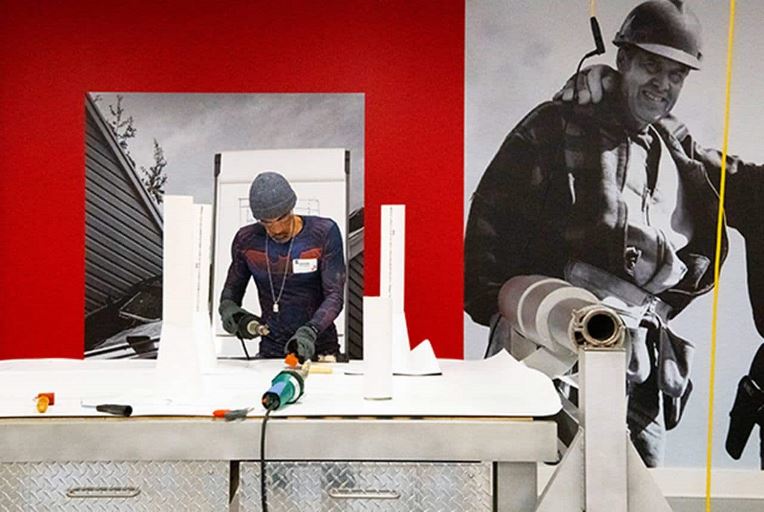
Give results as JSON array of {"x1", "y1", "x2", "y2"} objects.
[
  {"x1": 237, "y1": 334, "x2": 251, "y2": 360},
  {"x1": 258, "y1": 367, "x2": 306, "y2": 511},
  {"x1": 260, "y1": 407, "x2": 274, "y2": 512},
  {"x1": 233, "y1": 310, "x2": 269, "y2": 361}
]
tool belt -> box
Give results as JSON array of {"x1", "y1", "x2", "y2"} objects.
[{"x1": 566, "y1": 260, "x2": 695, "y2": 430}]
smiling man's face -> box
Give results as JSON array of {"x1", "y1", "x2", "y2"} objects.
[{"x1": 618, "y1": 47, "x2": 690, "y2": 130}]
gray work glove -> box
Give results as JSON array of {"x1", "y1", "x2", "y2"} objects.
[
  {"x1": 219, "y1": 299, "x2": 266, "y2": 339},
  {"x1": 285, "y1": 324, "x2": 318, "y2": 363},
  {"x1": 219, "y1": 300, "x2": 245, "y2": 334}
]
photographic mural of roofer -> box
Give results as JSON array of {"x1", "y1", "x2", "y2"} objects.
[
  {"x1": 84, "y1": 93, "x2": 364, "y2": 361},
  {"x1": 465, "y1": 1, "x2": 764, "y2": 469}
]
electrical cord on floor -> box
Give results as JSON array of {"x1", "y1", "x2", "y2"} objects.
[{"x1": 260, "y1": 407, "x2": 273, "y2": 512}]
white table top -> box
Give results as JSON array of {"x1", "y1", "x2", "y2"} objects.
[{"x1": 0, "y1": 352, "x2": 561, "y2": 419}]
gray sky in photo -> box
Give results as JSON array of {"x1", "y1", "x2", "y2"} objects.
[
  {"x1": 92, "y1": 93, "x2": 364, "y2": 211},
  {"x1": 466, "y1": 0, "x2": 764, "y2": 469}
]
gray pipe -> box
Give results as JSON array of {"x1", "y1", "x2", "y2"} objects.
[{"x1": 498, "y1": 275, "x2": 625, "y2": 354}]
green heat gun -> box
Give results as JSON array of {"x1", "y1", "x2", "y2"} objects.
[{"x1": 261, "y1": 361, "x2": 310, "y2": 411}]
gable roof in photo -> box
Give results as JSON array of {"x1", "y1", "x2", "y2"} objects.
[{"x1": 84, "y1": 94, "x2": 164, "y2": 349}]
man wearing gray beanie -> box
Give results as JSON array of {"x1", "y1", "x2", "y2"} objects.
[{"x1": 218, "y1": 171, "x2": 346, "y2": 362}]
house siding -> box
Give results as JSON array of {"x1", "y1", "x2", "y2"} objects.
[{"x1": 84, "y1": 96, "x2": 163, "y2": 315}]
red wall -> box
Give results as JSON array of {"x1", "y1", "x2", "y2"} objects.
[{"x1": 0, "y1": 1, "x2": 465, "y2": 359}]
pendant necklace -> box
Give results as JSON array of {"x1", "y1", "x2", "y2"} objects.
[{"x1": 265, "y1": 217, "x2": 296, "y2": 314}]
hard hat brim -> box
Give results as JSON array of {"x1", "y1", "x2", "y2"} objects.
[{"x1": 629, "y1": 42, "x2": 701, "y2": 70}]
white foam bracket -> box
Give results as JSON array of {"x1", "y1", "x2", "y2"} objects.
[
  {"x1": 191, "y1": 203, "x2": 218, "y2": 372},
  {"x1": 379, "y1": 205, "x2": 439, "y2": 375},
  {"x1": 156, "y1": 196, "x2": 217, "y2": 400}
]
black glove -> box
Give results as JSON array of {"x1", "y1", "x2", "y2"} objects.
[
  {"x1": 285, "y1": 324, "x2": 318, "y2": 362},
  {"x1": 219, "y1": 299, "x2": 267, "y2": 339}
]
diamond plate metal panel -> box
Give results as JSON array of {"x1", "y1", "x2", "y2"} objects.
[
  {"x1": 239, "y1": 461, "x2": 492, "y2": 512},
  {"x1": 0, "y1": 461, "x2": 228, "y2": 511}
]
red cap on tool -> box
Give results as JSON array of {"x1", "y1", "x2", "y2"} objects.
[{"x1": 37, "y1": 392, "x2": 55, "y2": 405}]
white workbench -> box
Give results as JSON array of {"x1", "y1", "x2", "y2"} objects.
[{"x1": 0, "y1": 354, "x2": 560, "y2": 511}]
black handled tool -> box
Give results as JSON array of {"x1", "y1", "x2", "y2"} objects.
[
  {"x1": 96, "y1": 404, "x2": 133, "y2": 416},
  {"x1": 81, "y1": 402, "x2": 133, "y2": 417}
]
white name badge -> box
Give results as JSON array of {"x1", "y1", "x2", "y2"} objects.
[{"x1": 293, "y1": 258, "x2": 318, "y2": 274}]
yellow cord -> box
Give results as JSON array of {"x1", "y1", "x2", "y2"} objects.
[
  {"x1": 706, "y1": 1, "x2": 736, "y2": 510},
  {"x1": 589, "y1": 0, "x2": 596, "y2": 17}
]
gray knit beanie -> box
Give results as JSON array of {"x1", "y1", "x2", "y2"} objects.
[{"x1": 249, "y1": 171, "x2": 297, "y2": 220}]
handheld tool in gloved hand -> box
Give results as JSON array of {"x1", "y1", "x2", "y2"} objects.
[
  {"x1": 220, "y1": 299, "x2": 270, "y2": 339},
  {"x1": 261, "y1": 360, "x2": 310, "y2": 411},
  {"x1": 219, "y1": 299, "x2": 270, "y2": 359},
  {"x1": 284, "y1": 324, "x2": 318, "y2": 363}
]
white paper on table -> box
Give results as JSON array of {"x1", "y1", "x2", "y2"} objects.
[
  {"x1": 392, "y1": 338, "x2": 441, "y2": 375},
  {"x1": 345, "y1": 339, "x2": 441, "y2": 376}
]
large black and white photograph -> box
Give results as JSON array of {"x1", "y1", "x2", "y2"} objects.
[
  {"x1": 84, "y1": 93, "x2": 364, "y2": 362},
  {"x1": 465, "y1": 0, "x2": 764, "y2": 470}
]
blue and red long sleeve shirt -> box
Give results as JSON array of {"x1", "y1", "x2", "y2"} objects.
[{"x1": 220, "y1": 216, "x2": 346, "y2": 357}]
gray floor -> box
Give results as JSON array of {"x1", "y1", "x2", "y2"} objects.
[{"x1": 667, "y1": 497, "x2": 763, "y2": 511}]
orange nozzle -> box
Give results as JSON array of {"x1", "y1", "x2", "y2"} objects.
[
  {"x1": 36, "y1": 395, "x2": 50, "y2": 413},
  {"x1": 212, "y1": 409, "x2": 229, "y2": 418},
  {"x1": 284, "y1": 353, "x2": 299, "y2": 368}
]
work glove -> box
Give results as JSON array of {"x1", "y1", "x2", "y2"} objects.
[
  {"x1": 285, "y1": 324, "x2": 318, "y2": 363},
  {"x1": 219, "y1": 299, "x2": 267, "y2": 339}
]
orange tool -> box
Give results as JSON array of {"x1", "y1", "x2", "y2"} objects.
[
  {"x1": 284, "y1": 353, "x2": 299, "y2": 368},
  {"x1": 35, "y1": 392, "x2": 55, "y2": 413},
  {"x1": 212, "y1": 407, "x2": 254, "y2": 421},
  {"x1": 283, "y1": 355, "x2": 332, "y2": 374}
]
